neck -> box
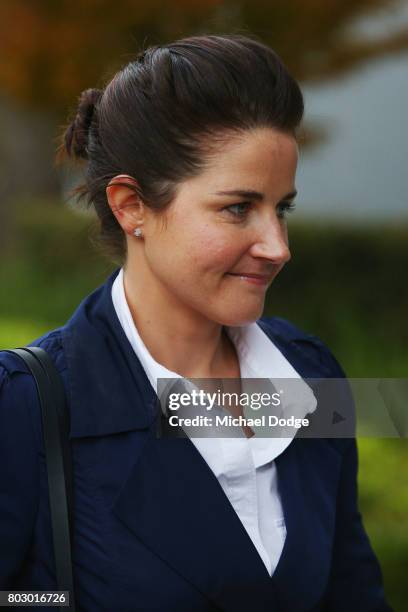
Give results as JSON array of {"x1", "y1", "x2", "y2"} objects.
[{"x1": 122, "y1": 262, "x2": 237, "y2": 378}]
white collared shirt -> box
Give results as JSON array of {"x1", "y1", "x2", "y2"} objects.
[{"x1": 111, "y1": 268, "x2": 316, "y2": 576}]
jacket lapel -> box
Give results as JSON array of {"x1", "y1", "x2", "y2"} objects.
[
  {"x1": 270, "y1": 438, "x2": 342, "y2": 611},
  {"x1": 112, "y1": 432, "x2": 281, "y2": 611},
  {"x1": 260, "y1": 319, "x2": 345, "y2": 611},
  {"x1": 110, "y1": 424, "x2": 343, "y2": 612}
]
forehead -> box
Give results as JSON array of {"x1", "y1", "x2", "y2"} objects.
[
  {"x1": 212, "y1": 127, "x2": 298, "y2": 165},
  {"x1": 182, "y1": 127, "x2": 299, "y2": 195}
]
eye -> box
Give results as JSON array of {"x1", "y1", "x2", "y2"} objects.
[
  {"x1": 223, "y1": 200, "x2": 297, "y2": 220},
  {"x1": 277, "y1": 201, "x2": 297, "y2": 219},
  {"x1": 223, "y1": 201, "x2": 252, "y2": 217}
]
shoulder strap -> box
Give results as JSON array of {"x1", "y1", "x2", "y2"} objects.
[{"x1": 4, "y1": 347, "x2": 76, "y2": 612}]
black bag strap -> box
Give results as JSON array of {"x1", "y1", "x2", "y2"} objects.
[{"x1": 4, "y1": 347, "x2": 76, "y2": 612}]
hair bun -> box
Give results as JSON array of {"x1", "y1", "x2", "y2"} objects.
[{"x1": 64, "y1": 88, "x2": 103, "y2": 160}]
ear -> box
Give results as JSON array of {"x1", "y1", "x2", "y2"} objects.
[{"x1": 106, "y1": 174, "x2": 144, "y2": 236}]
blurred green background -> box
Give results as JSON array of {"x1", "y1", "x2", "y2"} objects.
[{"x1": 0, "y1": 0, "x2": 407, "y2": 609}]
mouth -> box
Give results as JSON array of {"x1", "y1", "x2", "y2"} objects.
[{"x1": 226, "y1": 272, "x2": 273, "y2": 286}]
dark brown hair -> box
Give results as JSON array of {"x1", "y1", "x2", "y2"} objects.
[{"x1": 57, "y1": 33, "x2": 304, "y2": 262}]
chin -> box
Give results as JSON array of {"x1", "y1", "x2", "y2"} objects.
[{"x1": 215, "y1": 304, "x2": 265, "y2": 327}]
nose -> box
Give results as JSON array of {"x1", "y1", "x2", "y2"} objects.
[{"x1": 249, "y1": 217, "x2": 292, "y2": 266}]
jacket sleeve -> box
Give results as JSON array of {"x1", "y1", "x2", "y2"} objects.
[
  {"x1": 303, "y1": 335, "x2": 393, "y2": 610},
  {"x1": 0, "y1": 364, "x2": 40, "y2": 586},
  {"x1": 290, "y1": 328, "x2": 393, "y2": 610},
  {"x1": 323, "y1": 437, "x2": 394, "y2": 611}
]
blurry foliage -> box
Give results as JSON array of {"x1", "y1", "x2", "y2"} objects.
[
  {"x1": 0, "y1": 198, "x2": 407, "y2": 609},
  {"x1": 0, "y1": 0, "x2": 407, "y2": 114},
  {"x1": 1, "y1": 197, "x2": 114, "y2": 325},
  {"x1": 358, "y1": 437, "x2": 408, "y2": 612},
  {"x1": 265, "y1": 219, "x2": 408, "y2": 376}
]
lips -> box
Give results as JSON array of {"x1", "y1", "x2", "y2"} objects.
[
  {"x1": 227, "y1": 273, "x2": 272, "y2": 281},
  {"x1": 226, "y1": 272, "x2": 275, "y2": 287}
]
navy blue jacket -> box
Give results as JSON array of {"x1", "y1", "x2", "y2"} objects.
[{"x1": 0, "y1": 269, "x2": 392, "y2": 611}]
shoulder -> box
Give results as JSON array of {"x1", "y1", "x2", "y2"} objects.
[
  {"x1": 0, "y1": 327, "x2": 67, "y2": 377},
  {"x1": 258, "y1": 315, "x2": 347, "y2": 378},
  {"x1": 0, "y1": 332, "x2": 66, "y2": 582},
  {"x1": 0, "y1": 327, "x2": 68, "y2": 450}
]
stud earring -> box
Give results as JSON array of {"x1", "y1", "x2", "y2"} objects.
[{"x1": 133, "y1": 227, "x2": 143, "y2": 237}]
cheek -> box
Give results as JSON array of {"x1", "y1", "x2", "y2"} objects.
[
  {"x1": 148, "y1": 213, "x2": 245, "y2": 287},
  {"x1": 186, "y1": 230, "x2": 241, "y2": 273}
]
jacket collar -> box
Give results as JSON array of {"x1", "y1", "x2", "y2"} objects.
[
  {"x1": 62, "y1": 268, "x2": 158, "y2": 439},
  {"x1": 61, "y1": 268, "x2": 331, "y2": 440}
]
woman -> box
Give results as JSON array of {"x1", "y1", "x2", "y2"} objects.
[{"x1": 0, "y1": 34, "x2": 392, "y2": 611}]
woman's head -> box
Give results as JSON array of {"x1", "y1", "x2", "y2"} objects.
[{"x1": 59, "y1": 33, "x2": 303, "y2": 325}]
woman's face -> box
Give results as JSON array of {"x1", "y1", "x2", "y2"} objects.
[{"x1": 135, "y1": 127, "x2": 298, "y2": 326}]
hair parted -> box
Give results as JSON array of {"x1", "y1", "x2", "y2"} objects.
[{"x1": 57, "y1": 33, "x2": 304, "y2": 263}]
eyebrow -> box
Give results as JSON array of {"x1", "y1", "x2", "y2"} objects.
[{"x1": 211, "y1": 188, "x2": 298, "y2": 201}]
